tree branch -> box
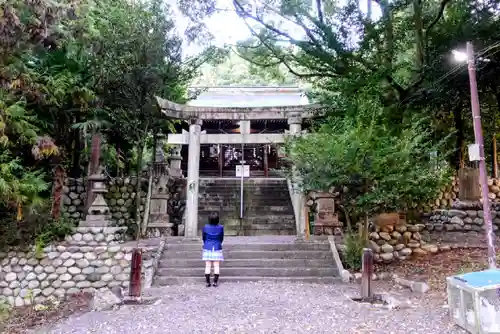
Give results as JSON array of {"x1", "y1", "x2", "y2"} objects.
[
  {"x1": 233, "y1": 0, "x2": 341, "y2": 72},
  {"x1": 316, "y1": 0, "x2": 324, "y2": 23},
  {"x1": 405, "y1": 0, "x2": 452, "y2": 94},
  {"x1": 425, "y1": 0, "x2": 452, "y2": 34},
  {"x1": 238, "y1": 21, "x2": 337, "y2": 79}
]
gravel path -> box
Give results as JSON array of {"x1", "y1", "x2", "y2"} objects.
[{"x1": 41, "y1": 282, "x2": 465, "y2": 334}]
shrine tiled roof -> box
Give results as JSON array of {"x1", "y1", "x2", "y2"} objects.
[
  {"x1": 187, "y1": 86, "x2": 310, "y2": 108},
  {"x1": 156, "y1": 86, "x2": 321, "y2": 121}
]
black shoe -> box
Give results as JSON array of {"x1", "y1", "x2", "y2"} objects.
[
  {"x1": 213, "y1": 274, "x2": 219, "y2": 287},
  {"x1": 205, "y1": 274, "x2": 211, "y2": 287}
]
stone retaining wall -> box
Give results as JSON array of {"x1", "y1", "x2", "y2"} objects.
[
  {"x1": 0, "y1": 229, "x2": 165, "y2": 307},
  {"x1": 62, "y1": 177, "x2": 148, "y2": 228},
  {"x1": 62, "y1": 177, "x2": 186, "y2": 235},
  {"x1": 367, "y1": 223, "x2": 444, "y2": 263},
  {"x1": 425, "y1": 209, "x2": 500, "y2": 234}
]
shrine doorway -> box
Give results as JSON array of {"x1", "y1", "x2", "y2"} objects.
[{"x1": 197, "y1": 144, "x2": 283, "y2": 178}]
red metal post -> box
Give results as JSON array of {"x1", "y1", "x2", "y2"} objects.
[
  {"x1": 361, "y1": 248, "x2": 374, "y2": 300},
  {"x1": 129, "y1": 248, "x2": 143, "y2": 298},
  {"x1": 466, "y1": 42, "x2": 497, "y2": 269}
]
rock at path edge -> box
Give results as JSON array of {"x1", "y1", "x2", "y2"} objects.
[{"x1": 90, "y1": 287, "x2": 123, "y2": 311}]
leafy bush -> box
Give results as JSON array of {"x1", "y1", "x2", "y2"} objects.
[
  {"x1": 342, "y1": 233, "x2": 365, "y2": 270},
  {"x1": 284, "y1": 104, "x2": 451, "y2": 221},
  {"x1": 0, "y1": 297, "x2": 11, "y2": 323},
  {"x1": 0, "y1": 213, "x2": 74, "y2": 252}
]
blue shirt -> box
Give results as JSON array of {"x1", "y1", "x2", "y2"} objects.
[{"x1": 202, "y1": 224, "x2": 224, "y2": 251}]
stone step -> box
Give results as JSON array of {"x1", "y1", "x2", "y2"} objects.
[
  {"x1": 158, "y1": 258, "x2": 334, "y2": 268},
  {"x1": 163, "y1": 242, "x2": 331, "y2": 251},
  {"x1": 156, "y1": 267, "x2": 337, "y2": 277},
  {"x1": 198, "y1": 198, "x2": 292, "y2": 204},
  {"x1": 223, "y1": 223, "x2": 296, "y2": 231},
  {"x1": 200, "y1": 182, "x2": 289, "y2": 193},
  {"x1": 199, "y1": 193, "x2": 291, "y2": 198},
  {"x1": 198, "y1": 209, "x2": 294, "y2": 215},
  {"x1": 243, "y1": 215, "x2": 295, "y2": 222},
  {"x1": 198, "y1": 209, "x2": 294, "y2": 216},
  {"x1": 198, "y1": 204, "x2": 294, "y2": 210},
  {"x1": 223, "y1": 229, "x2": 296, "y2": 236},
  {"x1": 154, "y1": 276, "x2": 338, "y2": 286},
  {"x1": 198, "y1": 212, "x2": 295, "y2": 218},
  {"x1": 199, "y1": 222, "x2": 296, "y2": 230},
  {"x1": 198, "y1": 194, "x2": 293, "y2": 200},
  {"x1": 200, "y1": 191, "x2": 290, "y2": 196},
  {"x1": 200, "y1": 191, "x2": 290, "y2": 195},
  {"x1": 197, "y1": 217, "x2": 295, "y2": 223},
  {"x1": 218, "y1": 217, "x2": 295, "y2": 224},
  {"x1": 199, "y1": 180, "x2": 288, "y2": 185},
  {"x1": 200, "y1": 188, "x2": 290, "y2": 193},
  {"x1": 161, "y1": 250, "x2": 333, "y2": 259},
  {"x1": 200, "y1": 183, "x2": 289, "y2": 187},
  {"x1": 164, "y1": 236, "x2": 329, "y2": 242}
]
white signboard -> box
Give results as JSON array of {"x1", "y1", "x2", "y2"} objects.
[
  {"x1": 236, "y1": 165, "x2": 250, "y2": 177},
  {"x1": 468, "y1": 144, "x2": 480, "y2": 162}
]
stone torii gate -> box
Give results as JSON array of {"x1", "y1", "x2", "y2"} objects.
[{"x1": 155, "y1": 96, "x2": 320, "y2": 238}]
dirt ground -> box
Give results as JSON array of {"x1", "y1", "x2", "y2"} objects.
[
  {"x1": 2, "y1": 248, "x2": 498, "y2": 333},
  {"x1": 0, "y1": 293, "x2": 92, "y2": 334},
  {"x1": 375, "y1": 247, "x2": 500, "y2": 304}
]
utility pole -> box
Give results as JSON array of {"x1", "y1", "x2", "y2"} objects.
[{"x1": 466, "y1": 41, "x2": 497, "y2": 269}]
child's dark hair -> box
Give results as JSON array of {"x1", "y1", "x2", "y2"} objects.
[{"x1": 208, "y1": 212, "x2": 219, "y2": 225}]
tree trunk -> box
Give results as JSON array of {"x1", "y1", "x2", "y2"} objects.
[
  {"x1": 361, "y1": 214, "x2": 370, "y2": 246},
  {"x1": 413, "y1": 0, "x2": 424, "y2": 73},
  {"x1": 453, "y1": 103, "x2": 465, "y2": 170},
  {"x1": 69, "y1": 114, "x2": 81, "y2": 177},
  {"x1": 339, "y1": 204, "x2": 353, "y2": 233},
  {"x1": 134, "y1": 141, "x2": 145, "y2": 240},
  {"x1": 493, "y1": 134, "x2": 497, "y2": 178},
  {"x1": 116, "y1": 141, "x2": 122, "y2": 177},
  {"x1": 51, "y1": 165, "x2": 66, "y2": 220},
  {"x1": 141, "y1": 134, "x2": 157, "y2": 236},
  {"x1": 493, "y1": 92, "x2": 500, "y2": 177}
]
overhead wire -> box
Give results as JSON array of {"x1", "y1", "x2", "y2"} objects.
[{"x1": 400, "y1": 41, "x2": 500, "y2": 105}]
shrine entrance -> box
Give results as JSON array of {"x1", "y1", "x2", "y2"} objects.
[
  {"x1": 157, "y1": 88, "x2": 317, "y2": 238},
  {"x1": 196, "y1": 144, "x2": 284, "y2": 178}
]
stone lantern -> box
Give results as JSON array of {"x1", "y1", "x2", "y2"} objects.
[
  {"x1": 73, "y1": 165, "x2": 127, "y2": 244},
  {"x1": 81, "y1": 166, "x2": 111, "y2": 227}
]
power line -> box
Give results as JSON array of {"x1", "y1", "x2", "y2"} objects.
[{"x1": 401, "y1": 41, "x2": 500, "y2": 104}]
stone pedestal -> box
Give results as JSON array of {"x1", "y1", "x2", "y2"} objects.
[
  {"x1": 66, "y1": 226, "x2": 127, "y2": 245},
  {"x1": 314, "y1": 194, "x2": 342, "y2": 235},
  {"x1": 147, "y1": 174, "x2": 173, "y2": 237}
]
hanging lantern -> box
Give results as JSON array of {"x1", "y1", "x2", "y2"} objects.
[{"x1": 278, "y1": 146, "x2": 286, "y2": 158}]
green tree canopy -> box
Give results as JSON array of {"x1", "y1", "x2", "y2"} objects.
[
  {"x1": 0, "y1": 0, "x2": 220, "y2": 221},
  {"x1": 285, "y1": 99, "x2": 451, "y2": 222}
]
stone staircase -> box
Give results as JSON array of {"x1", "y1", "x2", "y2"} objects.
[
  {"x1": 198, "y1": 178, "x2": 295, "y2": 236},
  {"x1": 153, "y1": 236, "x2": 339, "y2": 285}
]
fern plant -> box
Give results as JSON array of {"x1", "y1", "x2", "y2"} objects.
[{"x1": 0, "y1": 150, "x2": 49, "y2": 217}]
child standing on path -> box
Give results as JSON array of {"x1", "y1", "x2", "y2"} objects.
[{"x1": 202, "y1": 212, "x2": 224, "y2": 287}]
